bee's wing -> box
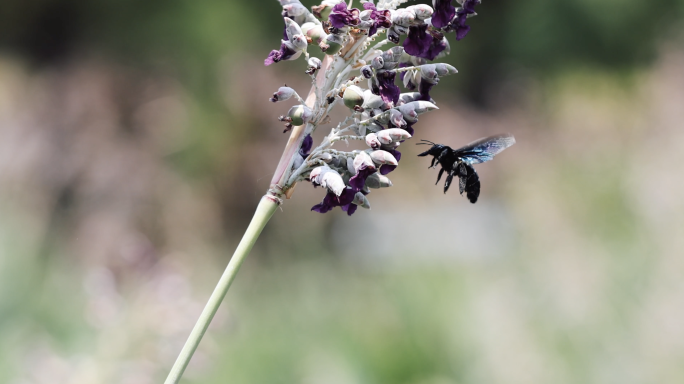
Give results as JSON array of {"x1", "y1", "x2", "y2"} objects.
[{"x1": 453, "y1": 134, "x2": 516, "y2": 164}]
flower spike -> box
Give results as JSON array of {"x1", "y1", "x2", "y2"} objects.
[{"x1": 261, "y1": 0, "x2": 499, "y2": 215}]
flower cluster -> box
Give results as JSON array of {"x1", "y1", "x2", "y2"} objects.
[{"x1": 265, "y1": 0, "x2": 483, "y2": 216}]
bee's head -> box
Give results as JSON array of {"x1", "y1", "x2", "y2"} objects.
[{"x1": 417, "y1": 140, "x2": 445, "y2": 157}]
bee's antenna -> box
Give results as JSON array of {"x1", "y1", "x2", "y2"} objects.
[{"x1": 417, "y1": 139, "x2": 436, "y2": 146}]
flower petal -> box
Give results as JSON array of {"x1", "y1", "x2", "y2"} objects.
[
  {"x1": 432, "y1": 0, "x2": 456, "y2": 29},
  {"x1": 403, "y1": 25, "x2": 432, "y2": 57}
]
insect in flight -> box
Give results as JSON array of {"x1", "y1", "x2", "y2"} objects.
[{"x1": 417, "y1": 134, "x2": 516, "y2": 203}]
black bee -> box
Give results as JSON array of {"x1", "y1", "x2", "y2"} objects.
[{"x1": 417, "y1": 134, "x2": 516, "y2": 203}]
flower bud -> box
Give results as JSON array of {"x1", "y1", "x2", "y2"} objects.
[
  {"x1": 284, "y1": 18, "x2": 304, "y2": 42},
  {"x1": 391, "y1": 8, "x2": 416, "y2": 27},
  {"x1": 398, "y1": 92, "x2": 422, "y2": 104},
  {"x1": 309, "y1": 166, "x2": 328, "y2": 184},
  {"x1": 365, "y1": 172, "x2": 393, "y2": 188},
  {"x1": 371, "y1": 56, "x2": 384, "y2": 70},
  {"x1": 270, "y1": 86, "x2": 295, "y2": 102},
  {"x1": 301, "y1": 22, "x2": 326, "y2": 45},
  {"x1": 409, "y1": 100, "x2": 438, "y2": 114},
  {"x1": 389, "y1": 109, "x2": 406, "y2": 127},
  {"x1": 343, "y1": 85, "x2": 365, "y2": 109},
  {"x1": 308, "y1": 57, "x2": 322, "y2": 69},
  {"x1": 283, "y1": 3, "x2": 308, "y2": 17},
  {"x1": 420, "y1": 64, "x2": 439, "y2": 82},
  {"x1": 376, "y1": 131, "x2": 392, "y2": 145},
  {"x1": 321, "y1": 33, "x2": 344, "y2": 55},
  {"x1": 352, "y1": 192, "x2": 371, "y2": 209},
  {"x1": 311, "y1": 2, "x2": 334, "y2": 21},
  {"x1": 362, "y1": 90, "x2": 385, "y2": 110},
  {"x1": 377, "y1": 128, "x2": 411, "y2": 144},
  {"x1": 407, "y1": 4, "x2": 433, "y2": 20},
  {"x1": 353, "y1": 151, "x2": 375, "y2": 172},
  {"x1": 365, "y1": 133, "x2": 381, "y2": 149},
  {"x1": 312, "y1": 166, "x2": 346, "y2": 196},
  {"x1": 381, "y1": 46, "x2": 405, "y2": 65},
  {"x1": 359, "y1": 10, "x2": 373, "y2": 22},
  {"x1": 287, "y1": 104, "x2": 313, "y2": 126},
  {"x1": 321, "y1": 170, "x2": 346, "y2": 196},
  {"x1": 396, "y1": 101, "x2": 438, "y2": 122},
  {"x1": 361, "y1": 65, "x2": 373, "y2": 79},
  {"x1": 306, "y1": 57, "x2": 322, "y2": 75},
  {"x1": 368, "y1": 150, "x2": 398, "y2": 165},
  {"x1": 435, "y1": 63, "x2": 458, "y2": 76}
]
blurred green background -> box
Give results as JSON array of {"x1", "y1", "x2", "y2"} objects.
[{"x1": 2, "y1": 0, "x2": 684, "y2": 383}]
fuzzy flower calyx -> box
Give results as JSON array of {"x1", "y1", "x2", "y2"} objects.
[{"x1": 270, "y1": 86, "x2": 296, "y2": 102}]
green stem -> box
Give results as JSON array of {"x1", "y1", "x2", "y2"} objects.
[{"x1": 164, "y1": 196, "x2": 279, "y2": 384}]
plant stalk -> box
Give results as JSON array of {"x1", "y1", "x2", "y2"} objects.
[{"x1": 164, "y1": 196, "x2": 279, "y2": 384}]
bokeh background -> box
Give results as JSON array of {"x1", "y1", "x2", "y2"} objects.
[{"x1": 2, "y1": 0, "x2": 684, "y2": 383}]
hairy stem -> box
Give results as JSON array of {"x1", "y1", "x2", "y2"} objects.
[{"x1": 164, "y1": 196, "x2": 279, "y2": 384}]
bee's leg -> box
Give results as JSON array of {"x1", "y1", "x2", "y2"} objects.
[
  {"x1": 444, "y1": 171, "x2": 454, "y2": 193},
  {"x1": 435, "y1": 167, "x2": 445, "y2": 185},
  {"x1": 429, "y1": 157, "x2": 438, "y2": 168}
]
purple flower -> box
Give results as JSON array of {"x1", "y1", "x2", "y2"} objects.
[
  {"x1": 432, "y1": 0, "x2": 456, "y2": 29},
  {"x1": 329, "y1": 3, "x2": 360, "y2": 29},
  {"x1": 363, "y1": 2, "x2": 392, "y2": 37},
  {"x1": 451, "y1": 0, "x2": 479, "y2": 41},
  {"x1": 377, "y1": 71, "x2": 400, "y2": 105},
  {"x1": 418, "y1": 79, "x2": 435, "y2": 101},
  {"x1": 341, "y1": 203, "x2": 358, "y2": 216},
  {"x1": 348, "y1": 151, "x2": 377, "y2": 194},
  {"x1": 379, "y1": 149, "x2": 402, "y2": 175},
  {"x1": 462, "y1": 0, "x2": 480, "y2": 13},
  {"x1": 349, "y1": 166, "x2": 375, "y2": 192},
  {"x1": 293, "y1": 134, "x2": 314, "y2": 172},
  {"x1": 299, "y1": 134, "x2": 313, "y2": 157},
  {"x1": 403, "y1": 25, "x2": 432, "y2": 57},
  {"x1": 404, "y1": 25, "x2": 447, "y2": 60},
  {"x1": 453, "y1": 14, "x2": 471, "y2": 40},
  {"x1": 264, "y1": 42, "x2": 300, "y2": 66},
  {"x1": 424, "y1": 32, "x2": 447, "y2": 60},
  {"x1": 342, "y1": 190, "x2": 369, "y2": 216},
  {"x1": 311, "y1": 188, "x2": 355, "y2": 213}
]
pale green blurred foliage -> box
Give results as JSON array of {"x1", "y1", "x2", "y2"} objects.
[{"x1": 1, "y1": 1, "x2": 684, "y2": 383}]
